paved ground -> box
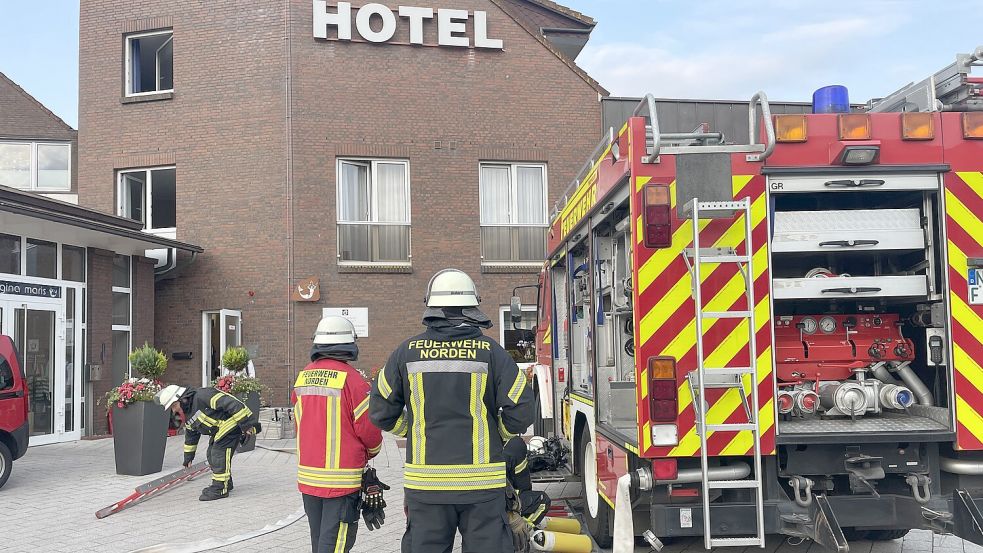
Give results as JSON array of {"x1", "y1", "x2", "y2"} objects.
[{"x1": 3, "y1": 434, "x2": 982, "y2": 553}]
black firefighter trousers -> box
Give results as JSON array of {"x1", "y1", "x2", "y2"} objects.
[
  {"x1": 401, "y1": 494, "x2": 512, "y2": 553},
  {"x1": 204, "y1": 433, "x2": 240, "y2": 494},
  {"x1": 302, "y1": 492, "x2": 360, "y2": 553}
]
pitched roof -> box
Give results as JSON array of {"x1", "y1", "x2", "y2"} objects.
[
  {"x1": 521, "y1": 0, "x2": 595, "y2": 27},
  {"x1": 0, "y1": 71, "x2": 77, "y2": 138},
  {"x1": 491, "y1": 0, "x2": 608, "y2": 96}
]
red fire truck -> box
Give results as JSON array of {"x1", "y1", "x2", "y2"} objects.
[{"x1": 516, "y1": 47, "x2": 983, "y2": 550}]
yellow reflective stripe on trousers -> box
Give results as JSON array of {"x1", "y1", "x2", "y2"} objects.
[
  {"x1": 184, "y1": 444, "x2": 197, "y2": 453},
  {"x1": 470, "y1": 372, "x2": 490, "y2": 465},
  {"x1": 506, "y1": 371, "x2": 526, "y2": 404},
  {"x1": 334, "y1": 521, "x2": 349, "y2": 553},
  {"x1": 353, "y1": 396, "x2": 370, "y2": 420},
  {"x1": 377, "y1": 367, "x2": 393, "y2": 399},
  {"x1": 325, "y1": 395, "x2": 340, "y2": 468},
  {"x1": 409, "y1": 374, "x2": 427, "y2": 464}
]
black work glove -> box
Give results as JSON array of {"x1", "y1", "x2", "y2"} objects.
[{"x1": 360, "y1": 467, "x2": 390, "y2": 530}]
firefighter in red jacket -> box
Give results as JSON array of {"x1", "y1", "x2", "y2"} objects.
[{"x1": 293, "y1": 316, "x2": 384, "y2": 553}]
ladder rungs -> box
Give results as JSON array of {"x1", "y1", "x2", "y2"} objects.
[
  {"x1": 698, "y1": 255, "x2": 750, "y2": 264},
  {"x1": 702, "y1": 310, "x2": 752, "y2": 319},
  {"x1": 708, "y1": 479, "x2": 761, "y2": 489},
  {"x1": 704, "y1": 367, "x2": 754, "y2": 376},
  {"x1": 710, "y1": 537, "x2": 764, "y2": 547},
  {"x1": 705, "y1": 423, "x2": 757, "y2": 432}
]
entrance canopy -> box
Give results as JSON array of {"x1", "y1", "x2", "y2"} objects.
[{"x1": 0, "y1": 185, "x2": 202, "y2": 256}]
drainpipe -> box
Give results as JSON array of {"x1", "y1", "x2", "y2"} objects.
[{"x1": 284, "y1": 0, "x2": 295, "y2": 403}]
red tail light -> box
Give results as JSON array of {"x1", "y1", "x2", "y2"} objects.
[
  {"x1": 651, "y1": 458, "x2": 678, "y2": 481},
  {"x1": 643, "y1": 184, "x2": 672, "y2": 248},
  {"x1": 649, "y1": 357, "x2": 677, "y2": 422}
]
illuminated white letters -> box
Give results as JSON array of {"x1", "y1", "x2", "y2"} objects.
[{"x1": 312, "y1": 0, "x2": 503, "y2": 49}]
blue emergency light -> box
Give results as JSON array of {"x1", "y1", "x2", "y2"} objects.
[{"x1": 812, "y1": 85, "x2": 850, "y2": 114}]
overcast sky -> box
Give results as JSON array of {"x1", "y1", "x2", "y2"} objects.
[{"x1": 0, "y1": 0, "x2": 979, "y2": 129}]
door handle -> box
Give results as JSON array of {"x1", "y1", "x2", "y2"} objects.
[
  {"x1": 821, "y1": 287, "x2": 882, "y2": 294},
  {"x1": 819, "y1": 239, "x2": 880, "y2": 248},
  {"x1": 823, "y1": 179, "x2": 886, "y2": 188}
]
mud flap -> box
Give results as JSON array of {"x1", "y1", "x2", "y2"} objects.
[
  {"x1": 952, "y1": 489, "x2": 983, "y2": 546},
  {"x1": 812, "y1": 495, "x2": 849, "y2": 553}
]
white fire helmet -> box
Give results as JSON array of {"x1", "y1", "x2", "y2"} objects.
[
  {"x1": 155, "y1": 384, "x2": 187, "y2": 410},
  {"x1": 528, "y1": 436, "x2": 547, "y2": 455},
  {"x1": 425, "y1": 268, "x2": 480, "y2": 307},
  {"x1": 313, "y1": 316, "x2": 357, "y2": 345}
]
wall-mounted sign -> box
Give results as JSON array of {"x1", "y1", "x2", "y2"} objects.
[
  {"x1": 313, "y1": 1, "x2": 503, "y2": 49},
  {"x1": 0, "y1": 280, "x2": 61, "y2": 299},
  {"x1": 323, "y1": 307, "x2": 369, "y2": 338},
  {"x1": 292, "y1": 277, "x2": 321, "y2": 302}
]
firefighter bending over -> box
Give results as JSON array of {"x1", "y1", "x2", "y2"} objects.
[
  {"x1": 370, "y1": 268, "x2": 534, "y2": 553},
  {"x1": 294, "y1": 316, "x2": 384, "y2": 553},
  {"x1": 155, "y1": 383, "x2": 259, "y2": 501}
]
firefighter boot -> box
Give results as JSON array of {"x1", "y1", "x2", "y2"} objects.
[
  {"x1": 199, "y1": 480, "x2": 229, "y2": 501},
  {"x1": 228, "y1": 477, "x2": 234, "y2": 492}
]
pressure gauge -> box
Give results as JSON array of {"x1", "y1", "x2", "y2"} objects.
[
  {"x1": 820, "y1": 316, "x2": 837, "y2": 334},
  {"x1": 800, "y1": 317, "x2": 818, "y2": 334}
]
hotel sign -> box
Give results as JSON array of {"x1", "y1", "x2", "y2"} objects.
[
  {"x1": 0, "y1": 280, "x2": 61, "y2": 299},
  {"x1": 313, "y1": 1, "x2": 503, "y2": 49}
]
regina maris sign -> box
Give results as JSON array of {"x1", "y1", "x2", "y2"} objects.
[{"x1": 313, "y1": 1, "x2": 504, "y2": 49}]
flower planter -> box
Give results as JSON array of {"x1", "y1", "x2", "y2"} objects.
[
  {"x1": 112, "y1": 401, "x2": 169, "y2": 476},
  {"x1": 236, "y1": 391, "x2": 261, "y2": 453}
]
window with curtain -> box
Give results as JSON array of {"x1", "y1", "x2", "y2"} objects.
[
  {"x1": 126, "y1": 30, "x2": 173, "y2": 96},
  {"x1": 479, "y1": 163, "x2": 547, "y2": 263},
  {"x1": 337, "y1": 159, "x2": 410, "y2": 263}
]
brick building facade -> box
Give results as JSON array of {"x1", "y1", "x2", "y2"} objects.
[{"x1": 78, "y1": 0, "x2": 605, "y2": 403}]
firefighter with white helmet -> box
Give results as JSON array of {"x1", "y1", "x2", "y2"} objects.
[
  {"x1": 294, "y1": 316, "x2": 384, "y2": 553},
  {"x1": 155, "y1": 381, "x2": 259, "y2": 501},
  {"x1": 370, "y1": 269, "x2": 534, "y2": 553}
]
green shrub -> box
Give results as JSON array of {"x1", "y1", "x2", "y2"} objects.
[
  {"x1": 222, "y1": 347, "x2": 250, "y2": 374},
  {"x1": 128, "y1": 343, "x2": 167, "y2": 381}
]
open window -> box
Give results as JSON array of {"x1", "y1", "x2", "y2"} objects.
[
  {"x1": 125, "y1": 30, "x2": 173, "y2": 96},
  {"x1": 118, "y1": 167, "x2": 177, "y2": 236}
]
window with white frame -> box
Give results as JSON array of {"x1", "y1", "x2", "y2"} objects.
[
  {"x1": 125, "y1": 30, "x2": 173, "y2": 96},
  {"x1": 117, "y1": 167, "x2": 176, "y2": 235},
  {"x1": 479, "y1": 163, "x2": 547, "y2": 263},
  {"x1": 500, "y1": 306, "x2": 538, "y2": 363},
  {"x1": 0, "y1": 141, "x2": 71, "y2": 191},
  {"x1": 111, "y1": 255, "x2": 132, "y2": 383},
  {"x1": 337, "y1": 159, "x2": 410, "y2": 263}
]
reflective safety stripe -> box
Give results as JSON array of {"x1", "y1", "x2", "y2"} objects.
[
  {"x1": 295, "y1": 386, "x2": 341, "y2": 397},
  {"x1": 193, "y1": 412, "x2": 220, "y2": 428},
  {"x1": 184, "y1": 444, "x2": 197, "y2": 453},
  {"x1": 506, "y1": 371, "x2": 526, "y2": 404},
  {"x1": 470, "y1": 373, "x2": 489, "y2": 464},
  {"x1": 515, "y1": 458, "x2": 528, "y2": 474},
  {"x1": 389, "y1": 413, "x2": 409, "y2": 437},
  {"x1": 403, "y1": 462, "x2": 507, "y2": 490},
  {"x1": 298, "y1": 466, "x2": 363, "y2": 487},
  {"x1": 214, "y1": 447, "x2": 232, "y2": 483},
  {"x1": 325, "y1": 396, "x2": 340, "y2": 468},
  {"x1": 368, "y1": 443, "x2": 382, "y2": 455},
  {"x1": 525, "y1": 503, "x2": 547, "y2": 524},
  {"x1": 216, "y1": 405, "x2": 253, "y2": 440},
  {"x1": 334, "y1": 522, "x2": 349, "y2": 553},
  {"x1": 353, "y1": 396, "x2": 370, "y2": 420},
  {"x1": 497, "y1": 417, "x2": 515, "y2": 441},
  {"x1": 409, "y1": 374, "x2": 427, "y2": 464},
  {"x1": 407, "y1": 360, "x2": 488, "y2": 374},
  {"x1": 377, "y1": 368, "x2": 393, "y2": 399}
]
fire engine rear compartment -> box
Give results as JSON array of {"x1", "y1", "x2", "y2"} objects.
[{"x1": 766, "y1": 169, "x2": 955, "y2": 441}]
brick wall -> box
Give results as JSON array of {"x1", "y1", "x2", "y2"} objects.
[
  {"x1": 86, "y1": 248, "x2": 115, "y2": 435},
  {"x1": 132, "y1": 256, "x2": 156, "y2": 351},
  {"x1": 79, "y1": 0, "x2": 602, "y2": 404}
]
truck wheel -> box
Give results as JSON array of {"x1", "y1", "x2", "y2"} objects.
[
  {"x1": 865, "y1": 529, "x2": 910, "y2": 541},
  {"x1": 579, "y1": 434, "x2": 614, "y2": 547},
  {"x1": 0, "y1": 441, "x2": 11, "y2": 490}
]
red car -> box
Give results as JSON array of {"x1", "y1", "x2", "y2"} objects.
[{"x1": 0, "y1": 334, "x2": 29, "y2": 489}]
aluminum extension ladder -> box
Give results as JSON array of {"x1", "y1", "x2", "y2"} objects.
[{"x1": 681, "y1": 198, "x2": 765, "y2": 549}]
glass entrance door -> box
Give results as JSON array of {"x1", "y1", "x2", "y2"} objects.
[
  {"x1": 0, "y1": 299, "x2": 66, "y2": 445},
  {"x1": 201, "y1": 309, "x2": 242, "y2": 386}
]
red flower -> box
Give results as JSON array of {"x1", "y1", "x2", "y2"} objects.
[
  {"x1": 136, "y1": 384, "x2": 144, "y2": 391},
  {"x1": 117, "y1": 401, "x2": 124, "y2": 408}
]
